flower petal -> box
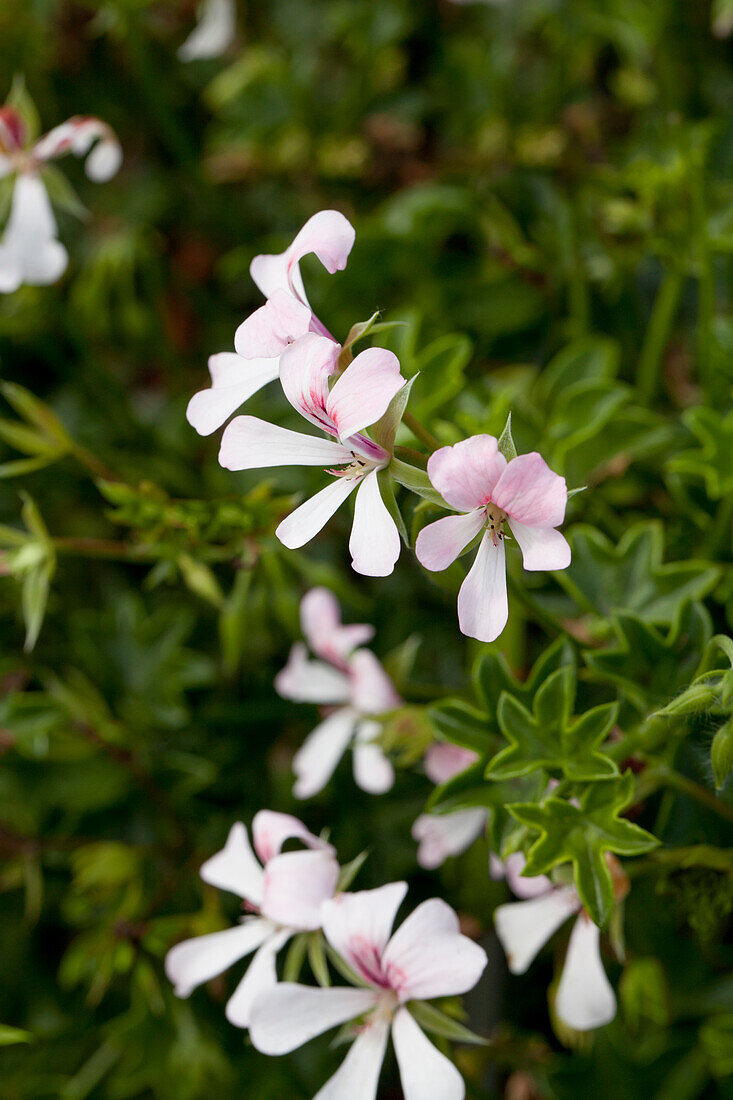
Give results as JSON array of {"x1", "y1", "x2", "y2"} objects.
[
  {"x1": 261, "y1": 850, "x2": 340, "y2": 929},
  {"x1": 506, "y1": 518, "x2": 571, "y2": 571},
  {"x1": 279, "y1": 332, "x2": 340, "y2": 432},
  {"x1": 326, "y1": 347, "x2": 404, "y2": 442},
  {"x1": 292, "y1": 707, "x2": 359, "y2": 799},
  {"x1": 1, "y1": 174, "x2": 68, "y2": 287},
  {"x1": 423, "y1": 743, "x2": 479, "y2": 785},
  {"x1": 426, "y1": 437, "x2": 507, "y2": 512},
  {"x1": 457, "y1": 532, "x2": 508, "y2": 644},
  {"x1": 33, "y1": 118, "x2": 122, "y2": 181},
  {"x1": 353, "y1": 720, "x2": 395, "y2": 794},
  {"x1": 321, "y1": 883, "x2": 408, "y2": 982},
  {"x1": 348, "y1": 649, "x2": 401, "y2": 714},
  {"x1": 314, "y1": 1015, "x2": 389, "y2": 1100},
  {"x1": 219, "y1": 416, "x2": 351, "y2": 471},
  {"x1": 300, "y1": 587, "x2": 374, "y2": 665},
  {"x1": 502, "y1": 852, "x2": 554, "y2": 900},
  {"x1": 234, "y1": 289, "x2": 312, "y2": 359},
  {"x1": 349, "y1": 470, "x2": 401, "y2": 577},
  {"x1": 555, "y1": 915, "x2": 616, "y2": 1031},
  {"x1": 492, "y1": 452, "x2": 567, "y2": 528},
  {"x1": 494, "y1": 887, "x2": 580, "y2": 975},
  {"x1": 225, "y1": 928, "x2": 291, "y2": 1029},
  {"x1": 415, "y1": 510, "x2": 485, "y2": 572},
  {"x1": 178, "y1": 0, "x2": 236, "y2": 60},
  {"x1": 275, "y1": 644, "x2": 352, "y2": 705},
  {"x1": 392, "y1": 1008, "x2": 465, "y2": 1100},
  {"x1": 412, "y1": 809, "x2": 486, "y2": 869},
  {"x1": 199, "y1": 822, "x2": 265, "y2": 904},
  {"x1": 252, "y1": 809, "x2": 335, "y2": 863},
  {"x1": 165, "y1": 918, "x2": 272, "y2": 997},
  {"x1": 383, "y1": 900, "x2": 488, "y2": 1001},
  {"x1": 186, "y1": 354, "x2": 280, "y2": 436},
  {"x1": 249, "y1": 983, "x2": 378, "y2": 1055},
  {"x1": 276, "y1": 476, "x2": 359, "y2": 550},
  {"x1": 250, "y1": 209, "x2": 355, "y2": 303}
]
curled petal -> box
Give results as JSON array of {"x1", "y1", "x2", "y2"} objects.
[
  {"x1": 392, "y1": 1008, "x2": 466, "y2": 1100},
  {"x1": 219, "y1": 416, "x2": 351, "y2": 471},
  {"x1": 33, "y1": 117, "x2": 122, "y2": 180},
  {"x1": 349, "y1": 470, "x2": 401, "y2": 578},
  {"x1": 353, "y1": 720, "x2": 395, "y2": 794},
  {"x1": 555, "y1": 915, "x2": 616, "y2": 1031},
  {"x1": 276, "y1": 476, "x2": 359, "y2": 550},
  {"x1": 225, "y1": 928, "x2": 291, "y2": 1029},
  {"x1": 494, "y1": 887, "x2": 580, "y2": 975},
  {"x1": 321, "y1": 883, "x2": 408, "y2": 981},
  {"x1": 252, "y1": 808, "x2": 335, "y2": 863},
  {"x1": 457, "y1": 533, "x2": 508, "y2": 644},
  {"x1": 250, "y1": 209, "x2": 355, "y2": 303},
  {"x1": 415, "y1": 509, "x2": 485, "y2": 572},
  {"x1": 507, "y1": 519, "x2": 571, "y2": 571},
  {"x1": 426, "y1": 437, "x2": 507, "y2": 512},
  {"x1": 199, "y1": 822, "x2": 265, "y2": 904},
  {"x1": 292, "y1": 707, "x2": 359, "y2": 799},
  {"x1": 412, "y1": 809, "x2": 486, "y2": 869},
  {"x1": 178, "y1": 0, "x2": 236, "y2": 60},
  {"x1": 492, "y1": 452, "x2": 567, "y2": 528},
  {"x1": 261, "y1": 850, "x2": 340, "y2": 929},
  {"x1": 300, "y1": 587, "x2": 374, "y2": 665},
  {"x1": 349, "y1": 649, "x2": 400, "y2": 714},
  {"x1": 186, "y1": 353, "x2": 280, "y2": 436},
  {"x1": 326, "y1": 347, "x2": 404, "y2": 442},
  {"x1": 314, "y1": 1014, "x2": 390, "y2": 1100},
  {"x1": 165, "y1": 918, "x2": 272, "y2": 998},
  {"x1": 274, "y1": 643, "x2": 351, "y2": 705},
  {"x1": 249, "y1": 983, "x2": 378, "y2": 1055},
  {"x1": 234, "y1": 289, "x2": 312, "y2": 359}
]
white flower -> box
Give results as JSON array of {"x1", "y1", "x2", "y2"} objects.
[
  {"x1": 178, "y1": 0, "x2": 237, "y2": 61},
  {"x1": 412, "y1": 744, "x2": 486, "y2": 869}
]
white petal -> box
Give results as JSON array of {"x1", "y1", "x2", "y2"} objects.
[
  {"x1": 457, "y1": 532, "x2": 508, "y2": 644},
  {"x1": 0, "y1": 245, "x2": 23, "y2": 293},
  {"x1": 383, "y1": 900, "x2": 487, "y2": 1001},
  {"x1": 392, "y1": 1008, "x2": 465, "y2": 1100},
  {"x1": 412, "y1": 809, "x2": 486, "y2": 869},
  {"x1": 277, "y1": 477, "x2": 358, "y2": 550},
  {"x1": 165, "y1": 918, "x2": 272, "y2": 997},
  {"x1": 502, "y1": 852, "x2": 554, "y2": 900},
  {"x1": 292, "y1": 707, "x2": 359, "y2": 799},
  {"x1": 252, "y1": 808, "x2": 335, "y2": 862},
  {"x1": 321, "y1": 883, "x2": 408, "y2": 983},
  {"x1": 326, "y1": 347, "x2": 404, "y2": 442},
  {"x1": 178, "y1": 0, "x2": 236, "y2": 59},
  {"x1": 348, "y1": 649, "x2": 400, "y2": 714},
  {"x1": 219, "y1": 415, "x2": 351, "y2": 471},
  {"x1": 225, "y1": 928, "x2": 291, "y2": 1028},
  {"x1": 85, "y1": 138, "x2": 122, "y2": 182},
  {"x1": 199, "y1": 822, "x2": 265, "y2": 905},
  {"x1": 349, "y1": 470, "x2": 401, "y2": 577},
  {"x1": 555, "y1": 915, "x2": 616, "y2": 1031},
  {"x1": 249, "y1": 983, "x2": 378, "y2": 1055},
  {"x1": 353, "y1": 721, "x2": 394, "y2": 794},
  {"x1": 260, "y1": 850, "x2": 340, "y2": 929},
  {"x1": 1, "y1": 174, "x2": 68, "y2": 287},
  {"x1": 494, "y1": 887, "x2": 580, "y2": 975},
  {"x1": 300, "y1": 586, "x2": 374, "y2": 665},
  {"x1": 314, "y1": 1014, "x2": 390, "y2": 1100},
  {"x1": 186, "y1": 354, "x2": 280, "y2": 436},
  {"x1": 415, "y1": 510, "x2": 485, "y2": 572},
  {"x1": 507, "y1": 519, "x2": 571, "y2": 572},
  {"x1": 274, "y1": 643, "x2": 351, "y2": 705}
]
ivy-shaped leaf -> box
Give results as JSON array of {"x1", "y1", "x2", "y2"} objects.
[
  {"x1": 473, "y1": 635, "x2": 576, "y2": 720},
  {"x1": 508, "y1": 772, "x2": 659, "y2": 925},
  {"x1": 428, "y1": 699, "x2": 496, "y2": 754},
  {"x1": 486, "y1": 666, "x2": 619, "y2": 782},
  {"x1": 667, "y1": 406, "x2": 733, "y2": 500}
]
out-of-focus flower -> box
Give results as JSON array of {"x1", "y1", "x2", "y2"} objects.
[
  {"x1": 186, "y1": 210, "x2": 355, "y2": 436},
  {"x1": 276, "y1": 588, "x2": 399, "y2": 797},
  {"x1": 178, "y1": 0, "x2": 237, "y2": 61},
  {"x1": 415, "y1": 436, "x2": 570, "y2": 643},
  {"x1": 492, "y1": 852, "x2": 619, "y2": 1031},
  {"x1": 0, "y1": 107, "x2": 121, "y2": 292},
  {"x1": 412, "y1": 743, "x2": 486, "y2": 869},
  {"x1": 219, "y1": 332, "x2": 405, "y2": 575},
  {"x1": 165, "y1": 812, "x2": 338, "y2": 1028},
  {"x1": 249, "y1": 883, "x2": 488, "y2": 1100}
]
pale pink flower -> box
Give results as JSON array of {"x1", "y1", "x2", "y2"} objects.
[
  {"x1": 0, "y1": 107, "x2": 121, "y2": 292},
  {"x1": 219, "y1": 331, "x2": 405, "y2": 575},
  {"x1": 165, "y1": 812, "x2": 339, "y2": 1028},
  {"x1": 249, "y1": 883, "x2": 488, "y2": 1100},
  {"x1": 276, "y1": 589, "x2": 399, "y2": 797},
  {"x1": 186, "y1": 210, "x2": 354, "y2": 436},
  {"x1": 492, "y1": 853, "x2": 616, "y2": 1031},
  {"x1": 412, "y1": 744, "x2": 486, "y2": 869},
  {"x1": 178, "y1": 0, "x2": 236, "y2": 61},
  {"x1": 415, "y1": 435, "x2": 570, "y2": 643}
]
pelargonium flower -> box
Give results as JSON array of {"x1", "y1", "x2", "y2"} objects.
[
  {"x1": 165, "y1": 812, "x2": 339, "y2": 1028},
  {"x1": 0, "y1": 107, "x2": 122, "y2": 292},
  {"x1": 249, "y1": 882, "x2": 488, "y2": 1100},
  {"x1": 276, "y1": 588, "x2": 399, "y2": 797},
  {"x1": 178, "y1": 0, "x2": 236, "y2": 61},
  {"x1": 412, "y1": 743, "x2": 486, "y2": 869},
  {"x1": 219, "y1": 332, "x2": 405, "y2": 575},
  {"x1": 492, "y1": 852, "x2": 619, "y2": 1031},
  {"x1": 415, "y1": 435, "x2": 570, "y2": 643},
  {"x1": 186, "y1": 210, "x2": 355, "y2": 436}
]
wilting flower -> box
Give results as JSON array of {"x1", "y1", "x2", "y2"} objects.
[
  {"x1": 276, "y1": 588, "x2": 399, "y2": 797},
  {"x1": 0, "y1": 107, "x2": 121, "y2": 293},
  {"x1": 412, "y1": 743, "x2": 486, "y2": 869},
  {"x1": 249, "y1": 883, "x2": 488, "y2": 1100},
  {"x1": 415, "y1": 435, "x2": 570, "y2": 643},
  {"x1": 178, "y1": 0, "x2": 236, "y2": 61},
  {"x1": 186, "y1": 210, "x2": 355, "y2": 436},
  {"x1": 219, "y1": 331, "x2": 405, "y2": 575},
  {"x1": 492, "y1": 852, "x2": 620, "y2": 1031},
  {"x1": 165, "y1": 812, "x2": 339, "y2": 1028}
]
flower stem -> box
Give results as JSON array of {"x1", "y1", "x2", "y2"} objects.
[
  {"x1": 637, "y1": 267, "x2": 683, "y2": 400},
  {"x1": 402, "y1": 411, "x2": 441, "y2": 453}
]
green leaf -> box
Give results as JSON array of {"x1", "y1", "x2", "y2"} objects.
[
  {"x1": 6, "y1": 73, "x2": 40, "y2": 143},
  {"x1": 473, "y1": 635, "x2": 576, "y2": 719},
  {"x1": 377, "y1": 467, "x2": 408, "y2": 546},
  {"x1": 282, "y1": 934, "x2": 308, "y2": 983},
  {"x1": 407, "y1": 1001, "x2": 488, "y2": 1046},
  {"x1": 0, "y1": 382, "x2": 75, "y2": 450},
  {"x1": 307, "y1": 933, "x2": 331, "y2": 987},
  {"x1": 428, "y1": 699, "x2": 496, "y2": 753},
  {"x1": 337, "y1": 848, "x2": 370, "y2": 891},
  {"x1": 668, "y1": 406, "x2": 733, "y2": 500},
  {"x1": 711, "y1": 719, "x2": 733, "y2": 790},
  {"x1": 0, "y1": 1024, "x2": 32, "y2": 1046},
  {"x1": 509, "y1": 772, "x2": 659, "y2": 925},
  {"x1": 389, "y1": 457, "x2": 446, "y2": 506},
  {"x1": 497, "y1": 411, "x2": 517, "y2": 461}
]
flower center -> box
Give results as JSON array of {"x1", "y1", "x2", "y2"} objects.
[{"x1": 484, "y1": 504, "x2": 507, "y2": 546}]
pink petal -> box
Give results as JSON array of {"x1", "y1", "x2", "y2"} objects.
[
  {"x1": 423, "y1": 743, "x2": 479, "y2": 785},
  {"x1": 252, "y1": 808, "x2": 335, "y2": 863},
  {"x1": 353, "y1": 720, "x2": 395, "y2": 794},
  {"x1": 234, "y1": 289, "x2": 312, "y2": 359},
  {"x1": 314, "y1": 1014, "x2": 390, "y2": 1100},
  {"x1": 186, "y1": 353, "x2": 280, "y2": 436},
  {"x1": 457, "y1": 533, "x2": 508, "y2": 644},
  {"x1": 349, "y1": 470, "x2": 401, "y2": 577},
  {"x1": 292, "y1": 707, "x2": 358, "y2": 799},
  {"x1": 321, "y1": 883, "x2": 408, "y2": 983},
  {"x1": 426, "y1": 436, "x2": 507, "y2": 512},
  {"x1": 415, "y1": 509, "x2": 485, "y2": 572},
  {"x1": 165, "y1": 918, "x2": 272, "y2": 997},
  {"x1": 492, "y1": 452, "x2": 567, "y2": 528},
  {"x1": 219, "y1": 416, "x2": 351, "y2": 471},
  {"x1": 199, "y1": 822, "x2": 264, "y2": 904},
  {"x1": 392, "y1": 1008, "x2": 465, "y2": 1100},
  {"x1": 555, "y1": 915, "x2": 616, "y2": 1031},
  {"x1": 250, "y1": 209, "x2": 355, "y2": 303},
  {"x1": 225, "y1": 928, "x2": 291, "y2": 1029},
  {"x1": 348, "y1": 649, "x2": 401, "y2": 714},
  {"x1": 507, "y1": 519, "x2": 571, "y2": 571},
  {"x1": 326, "y1": 347, "x2": 404, "y2": 442},
  {"x1": 412, "y1": 809, "x2": 486, "y2": 869},
  {"x1": 383, "y1": 899, "x2": 487, "y2": 1001},
  {"x1": 279, "y1": 332, "x2": 341, "y2": 432},
  {"x1": 300, "y1": 587, "x2": 374, "y2": 666},
  {"x1": 260, "y1": 850, "x2": 340, "y2": 929},
  {"x1": 494, "y1": 887, "x2": 580, "y2": 975},
  {"x1": 275, "y1": 643, "x2": 352, "y2": 705},
  {"x1": 249, "y1": 983, "x2": 378, "y2": 1055},
  {"x1": 276, "y1": 477, "x2": 359, "y2": 550},
  {"x1": 502, "y1": 852, "x2": 554, "y2": 900}
]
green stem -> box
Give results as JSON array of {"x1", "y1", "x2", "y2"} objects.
[
  {"x1": 637, "y1": 267, "x2": 684, "y2": 400},
  {"x1": 72, "y1": 444, "x2": 121, "y2": 484},
  {"x1": 394, "y1": 445, "x2": 428, "y2": 467},
  {"x1": 658, "y1": 767, "x2": 733, "y2": 824},
  {"x1": 691, "y1": 168, "x2": 715, "y2": 395},
  {"x1": 402, "y1": 411, "x2": 441, "y2": 453}
]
